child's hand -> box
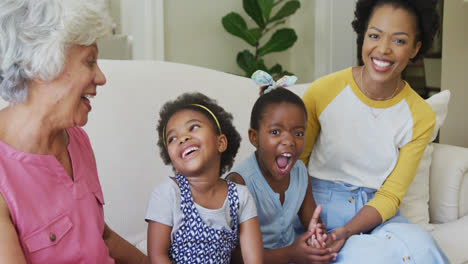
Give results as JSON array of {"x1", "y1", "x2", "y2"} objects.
[
  {"x1": 289, "y1": 231, "x2": 336, "y2": 264},
  {"x1": 307, "y1": 224, "x2": 328, "y2": 248},
  {"x1": 306, "y1": 205, "x2": 327, "y2": 248}
]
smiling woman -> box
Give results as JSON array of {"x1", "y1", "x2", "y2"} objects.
[
  {"x1": 299, "y1": 0, "x2": 450, "y2": 263},
  {"x1": 36, "y1": 44, "x2": 107, "y2": 127},
  {"x1": 0, "y1": 0, "x2": 147, "y2": 263}
]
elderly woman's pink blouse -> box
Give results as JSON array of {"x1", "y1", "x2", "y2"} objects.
[{"x1": 0, "y1": 126, "x2": 114, "y2": 263}]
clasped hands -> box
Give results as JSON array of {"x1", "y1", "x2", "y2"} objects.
[{"x1": 305, "y1": 205, "x2": 347, "y2": 262}]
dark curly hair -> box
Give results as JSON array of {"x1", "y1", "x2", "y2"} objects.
[
  {"x1": 250, "y1": 87, "x2": 307, "y2": 130},
  {"x1": 352, "y1": 0, "x2": 440, "y2": 64},
  {"x1": 156, "y1": 92, "x2": 241, "y2": 176}
]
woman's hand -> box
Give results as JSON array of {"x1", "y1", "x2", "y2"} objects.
[
  {"x1": 326, "y1": 227, "x2": 348, "y2": 253},
  {"x1": 103, "y1": 223, "x2": 149, "y2": 264},
  {"x1": 324, "y1": 205, "x2": 383, "y2": 254}
]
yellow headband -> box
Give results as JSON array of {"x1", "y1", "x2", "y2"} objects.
[{"x1": 163, "y1": 104, "x2": 222, "y2": 148}]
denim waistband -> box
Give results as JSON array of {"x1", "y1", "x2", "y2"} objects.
[
  {"x1": 311, "y1": 177, "x2": 376, "y2": 193},
  {"x1": 311, "y1": 177, "x2": 378, "y2": 209}
]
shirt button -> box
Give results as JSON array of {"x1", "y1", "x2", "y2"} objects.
[
  {"x1": 348, "y1": 197, "x2": 355, "y2": 203},
  {"x1": 386, "y1": 233, "x2": 392, "y2": 240},
  {"x1": 402, "y1": 255, "x2": 411, "y2": 263},
  {"x1": 49, "y1": 233, "x2": 56, "y2": 242}
]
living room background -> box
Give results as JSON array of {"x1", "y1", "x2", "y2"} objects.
[{"x1": 103, "y1": 0, "x2": 467, "y2": 148}]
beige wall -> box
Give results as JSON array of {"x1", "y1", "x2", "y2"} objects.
[
  {"x1": 439, "y1": 0, "x2": 468, "y2": 147},
  {"x1": 288, "y1": 0, "x2": 315, "y2": 83},
  {"x1": 163, "y1": 0, "x2": 315, "y2": 83}
]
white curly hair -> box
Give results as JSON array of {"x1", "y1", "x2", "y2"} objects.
[{"x1": 0, "y1": 0, "x2": 113, "y2": 103}]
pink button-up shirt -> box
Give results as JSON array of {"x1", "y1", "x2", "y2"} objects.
[{"x1": 0, "y1": 126, "x2": 114, "y2": 263}]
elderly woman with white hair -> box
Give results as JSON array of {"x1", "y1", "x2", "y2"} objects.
[{"x1": 0, "y1": 0, "x2": 147, "y2": 263}]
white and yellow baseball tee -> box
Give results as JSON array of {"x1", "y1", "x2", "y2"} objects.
[{"x1": 300, "y1": 67, "x2": 435, "y2": 222}]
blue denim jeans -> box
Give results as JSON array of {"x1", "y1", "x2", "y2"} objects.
[{"x1": 311, "y1": 177, "x2": 449, "y2": 264}]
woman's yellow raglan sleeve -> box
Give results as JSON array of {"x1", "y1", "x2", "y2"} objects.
[{"x1": 366, "y1": 98, "x2": 436, "y2": 222}]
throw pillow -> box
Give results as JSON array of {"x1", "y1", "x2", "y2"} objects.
[
  {"x1": 426, "y1": 90, "x2": 451, "y2": 142},
  {"x1": 400, "y1": 90, "x2": 450, "y2": 230}
]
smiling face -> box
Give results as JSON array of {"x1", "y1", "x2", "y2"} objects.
[
  {"x1": 249, "y1": 102, "x2": 306, "y2": 180},
  {"x1": 362, "y1": 4, "x2": 421, "y2": 85},
  {"x1": 165, "y1": 109, "x2": 227, "y2": 177},
  {"x1": 37, "y1": 44, "x2": 106, "y2": 127}
]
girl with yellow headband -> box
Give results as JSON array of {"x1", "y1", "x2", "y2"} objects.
[{"x1": 146, "y1": 92, "x2": 263, "y2": 264}]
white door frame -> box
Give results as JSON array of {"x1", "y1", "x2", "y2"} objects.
[
  {"x1": 120, "y1": 0, "x2": 165, "y2": 60},
  {"x1": 141, "y1": 0, "x2": 165, "y2": 60},
  {"x1": 150, "y1": 0, "x2": 165, "y2": 60}
]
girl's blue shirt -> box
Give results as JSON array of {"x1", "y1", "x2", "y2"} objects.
[{"x1": 230, "y1": 152, "x2": 309, "y2": 249}]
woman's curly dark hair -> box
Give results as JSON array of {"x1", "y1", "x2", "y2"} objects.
[
  {"x1": 156, "y1": 92, "x2": 241, "y2": 176},
  {"x1": 352, "y1": 0, "x2": 440, "y2": 64}
]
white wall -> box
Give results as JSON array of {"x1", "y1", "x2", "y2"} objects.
[
  {"x1": 162, "y1": 0, "x2": 316, "y2": 83},
  {"x1": 160, "y1": 0, "x2": 355, "y2": 83},
  {"x1": 439, "y1": 0, "x2": 468, "y2": 148},
  {"x1": 289, "y1": 0, "x2": 316, "y2": 83},
  {"x1": 116, "y1": 0, "x2": 360, "y2": 84},
  {"x1": 163, "y1": 1, "x2": 245, "y2": 76}
]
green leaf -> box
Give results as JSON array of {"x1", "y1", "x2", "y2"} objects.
[
  {"x1": 255, "y1": 60, "x2": 268, "y2": 72},
  {"x1": 270, "y1": 0, "x2": 300, "y2": 22},
  {"x1": 282, "y1": 70, "x2": 294, "y2": 76},
  {"x1": 248, "y1": 59, "x2": 268, "y2": 78},
  {"x1": 236, "y1": 50, "x2": 269, "y2": 77},
  {"x1": 237, "y1": 50, "x2": 256, "y2": 74},
  {"x1": 258, "y1": 28, "x2": 297, "y2": 57},
  {"x1": 248, "y1": 28, "x2": 262, "y2": 43},
  {"x1": 264, "y1": 19, "x2": 286, "y2": 35},
  {"x1": 269, "y1": 64, "x2": 283, "y2": 75},
  {"x1": 243, "y1": 0, "x2": 264, "y2": 28},
  {"x1": 270, "y1": 19, "x2": 286, "y2": 29},
  {"x1": 270, "y1": 69, "x2": 294, "y2": 81},
  {"x1": 222, "y1": 13, "x2": 257, "y2": 46},
  {"x1": 273, "y1": 0, "x2": 286, "y2": 7},
  {"x1": 258, "y1": 0, "x2": 274, "y2": 20}
]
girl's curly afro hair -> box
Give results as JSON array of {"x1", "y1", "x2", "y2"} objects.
[
  {"x1": 352, "y1": 0, "x2": 440, "y2": 64},
  {"x1": 156, "y1": 92, "x2": 241, "y2": 176}
]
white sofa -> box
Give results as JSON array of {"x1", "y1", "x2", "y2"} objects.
[{"x1": 5, "y1": 60, "x2": 465, "y2": 263}]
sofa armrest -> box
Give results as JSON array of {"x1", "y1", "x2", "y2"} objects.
[{"x1": 429, "y1": 143, "x2": 468, "y2": 224}]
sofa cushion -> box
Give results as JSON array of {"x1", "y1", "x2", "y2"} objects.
[
  {"x1": 430, "y1": 215, "x2": 468, "y2": 264},
  {"x1": 426, "y1": 90, "x2": 450, "y2": 142},
  {"x1": 400, "y1": 90, "x2": 450, "y2": 229}
]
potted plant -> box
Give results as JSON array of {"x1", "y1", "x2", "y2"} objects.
[{"x1": 222, "y1": 0, "x2": 300, "y2": 80}]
